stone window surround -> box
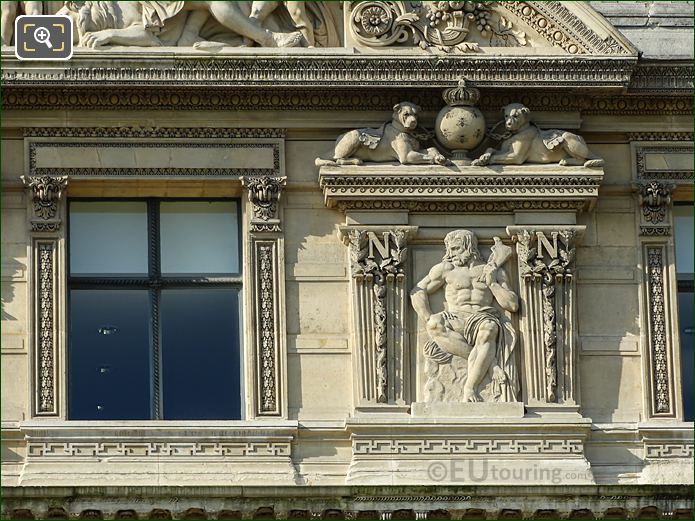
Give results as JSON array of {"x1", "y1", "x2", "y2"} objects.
[
  {"x1": 631, "y1": 140, "x2": 695, "y2": 421},
  {"x1": 21, "y1": 133, "x2": 289, "y2": 424}
]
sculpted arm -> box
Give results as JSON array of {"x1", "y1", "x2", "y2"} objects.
[
  {"x1": 410, "y1": 262, "x2": 449, "y2": 321},
  {"x1": 490, "y1": 267, "x2": 518, "y2": 313},
  {"x1": 80, "y1": 24, "x2": 160, "y2": 48}
]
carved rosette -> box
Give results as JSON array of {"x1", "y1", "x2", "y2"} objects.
[
  {"x1": 341, "y1": 226, "x2": 416, "y2": 407},
  {"x1": 243, "y1": 176, "x2": 287, "y2": 232},
  {"x1": 21, "y1": 175, "x2": 68, "y2": 231},
  {"x1": 508, "y1": 226, "x2": 582, "y2": 408},
  {"x1": 635, "y1": 181, "x2": 675, "y2": 236},
  {"x1": 349, "y1": 1, "x2": 526, "y2": 52}
]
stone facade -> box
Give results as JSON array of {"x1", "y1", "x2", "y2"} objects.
[{"x1": 1, "y1": 1, "x2": 693, "y2": 519}]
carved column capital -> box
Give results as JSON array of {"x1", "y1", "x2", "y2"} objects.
[
  {"x1": 242, "y1": 175, "x2": 287, "y2": 232},
  {"x1": 634, "y1": 181, "x2": 676, "y2": 236},
  {"x1": 339, "y1": 226, "x2": 417, "y2": 279},
  {"x1": 21, "y1": 175, "x2": 69, "y2": 232}
]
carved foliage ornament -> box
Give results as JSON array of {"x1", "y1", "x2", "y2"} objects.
[
  {"x1": 37, "y1": 242, "x2": 56, "y2": 414},
  {"x1": 350, "y1": 1, "x2": 526, "y2": 52},
  {"x1": 258, "y1": 244, "x2": 277, "y2": 413},
  {"x1": 634, "y1": 181, "x2": 675, "y2": 237},
  {"x1": 21, "y1": 175, "x2": 69, "y2": 228},
  {"x1": 243, "y1": 176, "x2": 287, "y2": 232},
  {"x1": 516, "y1": 229, "x2": 575, "y2": 403},
  {"x1": 646, "y1": 247, "x2": 670, "y2": 414}
]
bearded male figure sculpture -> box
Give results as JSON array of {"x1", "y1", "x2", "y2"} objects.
[{"x1": 410, "y1": 230, "x2": 519, "y2": 403}]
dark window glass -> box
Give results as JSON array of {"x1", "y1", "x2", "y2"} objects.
[
  {"x1": 68, "y1": 199, "x2": 242, "y2": 420},
  {"x1": 68, "y1": 290, "x2": 151, "y2": 420},
  {"x1": 674, "y1": 203, "x2": 694, "y2": 421},
  {"x1": 161, "y1": 289, "x2": 241, "y2": 420}
]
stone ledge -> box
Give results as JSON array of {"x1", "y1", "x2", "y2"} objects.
[
  {"x1": 17, "y1": 420, "x2": 300, "y2": 487},
  {"x1": 0, "y1": 52, "x2": 637, "y2": 88},
  {"x1": 319, "y1": 163, "x2": 604, "y2": 212}
]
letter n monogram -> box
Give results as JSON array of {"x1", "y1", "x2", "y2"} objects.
[{"x1": 367, "y1": 232, "x2": 390, "y2": 260}]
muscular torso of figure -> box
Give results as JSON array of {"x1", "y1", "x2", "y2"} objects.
[{"x1": 443, "y1": 263, "x2": 494, "y2": 313}]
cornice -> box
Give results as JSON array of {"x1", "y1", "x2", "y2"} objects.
[
  {"x1": 319, "y1": 164, "x2": 603, "y2": 213},
  {"x1": 2, "y1": 87, "x2": 692, "y2": 115},
  {"x1": 0, "y1": 52, "x2": 637, "y2": 89}
]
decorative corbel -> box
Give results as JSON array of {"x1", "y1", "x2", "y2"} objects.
[
  {"x1": 21, "y1": 175, "x2": 69, "y2": 232},
  {"x1": 242, "y1": 175, "x2": 287, "y2": 233},
  {"x1": 635, "y1": 181, "x2": 676, "y2": 236}
]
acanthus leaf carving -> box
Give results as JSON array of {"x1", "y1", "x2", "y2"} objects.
[
  {"x1": 350, "y1": 1, "x2": 527, "y2": 53},
  {"x1": 21, "y1": 175, "x2": 68, "y2": 230},
  {"x1": 243, "y1": 175, "x2": 287, "y2": 233},
  {"x1": 635, "y1": 181, "x2": 675, "y2": 236}
]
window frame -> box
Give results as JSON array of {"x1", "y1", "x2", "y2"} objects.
[
  {"x1": 66, "y1": 197, "x2": 244, "y2": 420},
  {"x1": 673, "y1": 201, "x2": 694, "y2": 422}
]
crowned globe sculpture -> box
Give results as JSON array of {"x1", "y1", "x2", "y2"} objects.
[{"x1": 435, "y1": 80, "x2": 486, "y2": 161}]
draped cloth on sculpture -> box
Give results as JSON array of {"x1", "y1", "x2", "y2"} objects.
[
  {"x1": 141, "y1": 1, "x2": 185, "y2": 33},
  {"x1": 423, "y1": 307, "x2": 519, "y2": 402}
]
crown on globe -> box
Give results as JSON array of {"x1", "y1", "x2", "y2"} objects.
[{"x1": 442, "y1": 79, "x2": 481, "y2": 107}]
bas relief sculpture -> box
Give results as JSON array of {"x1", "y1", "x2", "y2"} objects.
[
  {"x1": 411, "y1": 230, "x2": 519, "y2": 403},
  {"x1": 315, "y1": 102, "x2": 449, "y2": 167},
  {"x1": 54, "y1": 1, "x2": 341, "y2": 49},
  {"x1": 471, "y1": 103, "x2": 605, "y2": 168}
]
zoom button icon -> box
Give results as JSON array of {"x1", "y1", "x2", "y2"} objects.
[{"x1": 15, "y1": 15, "x2": 72, "y2": 60}]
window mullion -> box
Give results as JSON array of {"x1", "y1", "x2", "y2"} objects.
[{"x1": 148, "y1": 200, "x2": 163, "y2": 420}]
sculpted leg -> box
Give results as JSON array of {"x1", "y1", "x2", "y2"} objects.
[
  {"x1": 205, "y1": 1, "x2": 302, "y2": 47},
  {"x1": 426, "y1": 313, "x2": 472, "y2": 359},
  {"x1": 22, "y1": 1, "x2": 42, "y2": 16},
  {"x1": 463, "y1": 319, "x2": 498, "y2": 402},
  {"x1": 1, "y1": 2, "x2": 17, "y2": 46},
  {"x1": 285, "y1": 1, "x2": 314, "y2": 47}
]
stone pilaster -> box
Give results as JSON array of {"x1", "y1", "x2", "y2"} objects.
[
  {"x1": 243, "y1": 175, "x2": 288, "y2": 417},
  {"x1": 21, "y1": 175, "x2": 68, "y2": 417},
  {"x1": 507, "y1": 225, "x2": 585, "y2": 413},
  {"x1": 339, "y1": 225, "x2": 417, "y2": 410}
]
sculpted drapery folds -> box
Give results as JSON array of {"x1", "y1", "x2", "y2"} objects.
[
  {"x1": 57, "y1": 1, "x2": 342, "y2": 49},
  {"x1": 410, "y1": 230, "x2": 520, "y2": 403}
]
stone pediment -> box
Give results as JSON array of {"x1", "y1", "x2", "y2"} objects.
[
  {"x1": 346, "y1": 1, "x2": 638, "y2": 56},
  {"x1": 0, "y1": 2, "x2": 640, "y2": 88},
  {"x1": 319, "y1": 163, "x2": 604, "y2": 213}
]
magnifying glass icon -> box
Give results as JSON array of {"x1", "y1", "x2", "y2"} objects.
[{"x1": 33, "y1": 26, "x2": 53, "y2": 49}]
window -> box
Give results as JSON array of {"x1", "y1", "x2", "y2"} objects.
[
  {"x1": 674, "y1": 203, "x2": 694, "y2": 421},
  {"x1": 67, "y1": 200, "x2": 243, "y2": 420}
]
